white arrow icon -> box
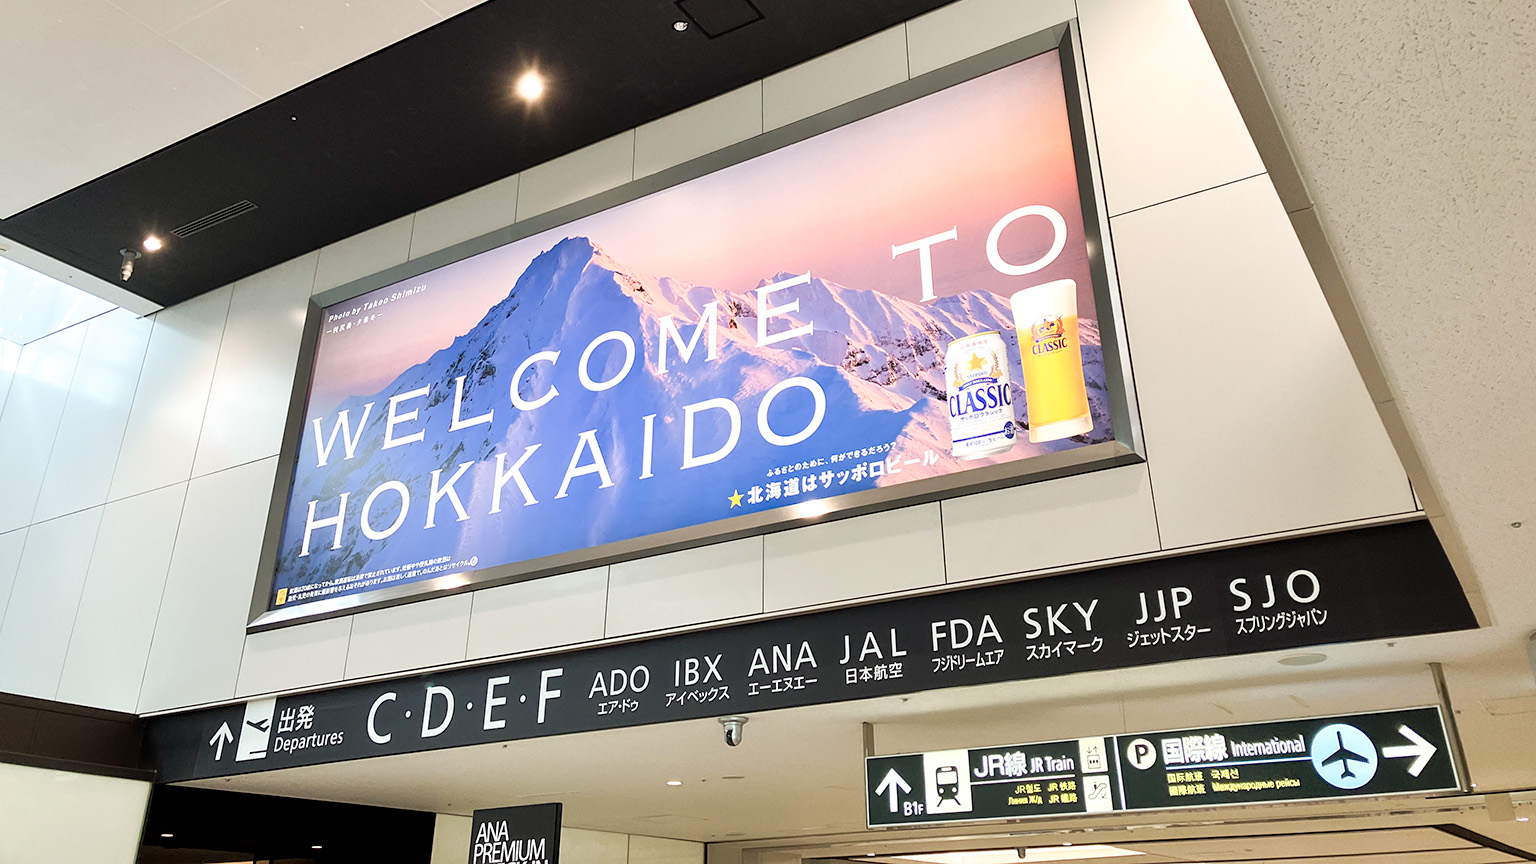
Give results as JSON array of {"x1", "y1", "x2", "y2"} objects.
[
  {"x1": 1381, "y1": 725, "x2": 1436, "y2": 776},
  {"x1": 874, "y1": 768, "x2": 912, "y2": 812},
  {"x1": 209, "y1": 722, "x2": 235, "y2": 761}
]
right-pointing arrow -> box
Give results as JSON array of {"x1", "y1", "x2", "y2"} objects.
[
  {"x1": 874, "y1": 768, "x2": 912, "y2": 812},
  {"x1": 1381, "y1": 724, "x2": 1437, "y2": 777}
]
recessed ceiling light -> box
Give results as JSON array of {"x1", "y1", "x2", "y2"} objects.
[
  {"x1": 515, "y1": 70, "x2": 545, "y2": 101},
  {"x1": 160, "y1": 833, "x2": 174, "y2": 839},
  {"x1": 142, "y1": 235, "x2": 163, "y2": 252},
  {"x1": 1278, "y1": 652, "x2": 1327, "y2": 666},
  {"x1": 312, "y1": 845, "x2": 324, "y2": 849},
  {"x1": 666, "y1": 780, "x2": 683, "y2": 786},
  {"x1": 673, "y1": 20, "x2": 689, "y2": 31}
]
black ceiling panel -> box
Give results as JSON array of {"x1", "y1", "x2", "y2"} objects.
[
  {"x1": 2, "y1": 0, "x2": 959, "y2": 307},
  {"x1": 677, "y1": 0, "x2": 766, "y2": 38}
]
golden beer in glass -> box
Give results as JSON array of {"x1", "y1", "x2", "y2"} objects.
[{"x1": 1009, "y1": 279, "x2": 1093, "y2": 443}]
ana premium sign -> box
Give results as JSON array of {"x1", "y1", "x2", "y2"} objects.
[
  {"x1": 865, "y1": 706, "x2": 1460, "y2": 827},
  {"x1": 470, "y1": 804, "x2": 561, "y2": 864},
  {"x1": 150, "y1": 521, "x2": 1475, "y2": 782},
  {"x1": 254, "y1": 32, "x2": 1137, "y2": 626}
]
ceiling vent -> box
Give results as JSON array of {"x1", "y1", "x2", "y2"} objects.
[
  {"x1": 171, "y1": 200, "x2": 258, "y2": 238},
  {"x1": 675, "y1": 0, "x2": 763, "y2": 38}
]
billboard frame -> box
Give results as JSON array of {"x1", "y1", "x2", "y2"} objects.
[{"x1": 248, "y1": 21, "x2": 1144, "y2": 631}]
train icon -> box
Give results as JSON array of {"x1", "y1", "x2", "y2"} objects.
[
  {"x1": 934, "y1": 766, "x2": 962, "y2": 804},
  {"x1": 922, "y1": 749, "x2": 973, "y2": 813}
]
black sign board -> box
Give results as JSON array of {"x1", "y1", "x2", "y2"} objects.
[
  {"x1": 147, "y1": 521, "x2": 1474, "y2": 782},
  {"x1": 470, "y1": 804, "x2": 561, "y2": 864},
  {"x1": 865, "y1": 706, "x2": 1459, "y2": 827}
]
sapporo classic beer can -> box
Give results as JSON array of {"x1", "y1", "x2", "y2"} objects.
[
  {"x1": 945, "y1": 331, "x2": 1018, "y2": 459},
  {"x1": 1010, "y1": 279, "x2": 1093, "y2": 443}
]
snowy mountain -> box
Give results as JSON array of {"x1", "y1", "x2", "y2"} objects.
[{"x1": 273, "y1": 237, "x2": 1112, "y2": 603}]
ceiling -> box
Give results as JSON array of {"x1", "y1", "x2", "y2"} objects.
[{"x1": 0, "y1": 0, "x2": 959, "y2": 308}]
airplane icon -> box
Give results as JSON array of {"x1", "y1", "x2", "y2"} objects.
[
  {"x1": 246, "y1": 718, "x2": 271, "y2": 733},
  {"x1": 1310, "y1": 723, "x2": 1377, "y2": 789},
  {"x1": 1320, "y1": 730, "x2": 1368, "y2": 779}
]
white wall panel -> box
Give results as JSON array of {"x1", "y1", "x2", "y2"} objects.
[
  {"x1": 516, "y1": 133, "x2": 635, "y2": 222},
  {"x1": 236, "y1": 615, "x2": 353, "y2": 697},
  {"x1": 0, "y1": 338, "x2": 20, "y2": 414},
  {"x1": 429, "y1": 813, "x2": 472, "y2": 864},
  {"x1": 467, "y1": 566, "x2": 608, "y2": 659},
  {"x1": 0, "y1": 525, "x2": 26, "y2": 651},
  {"x1": 763, "y1": 504, "x2": 944, "y2": 611},
  {"x1": 193, "y1": 253, "x2": 317, "y2": 477},
  {"x1": 422, "y1": 0, "x2": 486, "y2": 19},
  {"x1": 163, "y1": 0, "x2": 440, "y2": 101},
  {"x1": 410, "y1": 173, "x2": 520, "y2": 260},
  {"x1": 313, "y1": 215, "x2": 414, "y2": 296},
  {"x1": 629, "y1": 836, "x2": 703, "y2": 864},
  {"x1": 1111, "y1": 176, "x2": 1414, "y2": 548},
  {"x1": 561, "y1": 827, "x2": 630, "y2": 864},
  {"x1": 905, "y1": 0, "x2": 1076, "y2": 78},
  {"x1": 0, "y1": 323, "x2": 86, "y2": 533},
  {"x1": 110, "y1": 285, "x2": 232, "y2": 501},
  {"x1": 1076, "y1": 0, "x2": 1264, "y2": 216},
  {"x1": 55, "y1": 484, "x2": 186, "y2": 712},
  {"x1": 942, "y1": 464, "x2": 1161, "y2": 582},
  {"x1": 138, "y1": 458, "x2": 278, "y2": 712},
  {"x1": 0, "y1": 528, "x2": 23, "y2": 629},
  {"x1": 634, "y1": 83, "x2": 763, "y2": 179},
  {"x1": 606, "y1": 539, "x2": 763, "y2": 637},
  {"x1": 345, "y1": 593, "x2": 471, "y2": 679},
  {"x1": 0, "y1": 763, "x2": 150, "y2": 864},
  {"x1": 33, "y1": 309, "x2": 152, "y2": 522},
  {"x1": 0, "y1": 507, "x2": 103, "y2": 698},
  {"x1": 763, "y1": 27, "x2": 909, "y2": 131}
]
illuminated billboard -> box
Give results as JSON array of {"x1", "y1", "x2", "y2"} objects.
[{"x1": 254, "y1": 34, "x2": 1138, "y2": 627}]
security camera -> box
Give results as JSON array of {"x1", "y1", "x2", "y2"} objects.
[
  {"x1": 118, "y1": 248, "x2": 141, "y2": 281},
  {"x1": 719, "y1": 716, "x2": 748, "y2": 747}
]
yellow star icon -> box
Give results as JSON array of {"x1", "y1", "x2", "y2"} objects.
[
  {"x1": 728, "y1": 490, "x2": 744, "y2": 508},
  {"x1": 966, "y1": 352, "x2": 986, "y2": 372}
]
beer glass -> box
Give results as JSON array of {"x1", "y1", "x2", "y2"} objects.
[{"x1": 1010, "y1": 279, "x2": 1092, "y2": 443}]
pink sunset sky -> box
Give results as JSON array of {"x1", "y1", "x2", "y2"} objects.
[{"x1": 309, "y1": 49, "x2": 1094, "y2": 412}]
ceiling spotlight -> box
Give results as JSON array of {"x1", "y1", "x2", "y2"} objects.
[
  {"x1": 119, "y1": 248, "x2": 142, "y2": 281},
  {"x1": 673, "y1": 20, "x2": 689, "y2": 31},
  {"x1": 160, "y1": 833, "x2": 174, "y2": 839},
  {"x1": 312, "y1": 845, "x2": 324, "y2": 850},
  {"x1": 666, "y1": 779, "x2": 683, "y2": 786},
  {"x1": 515, "y1": 70, "x2": 545, "y2": 102},
  {"x1": 142, "y1": 235, "x2": 163, "y2": 252}
]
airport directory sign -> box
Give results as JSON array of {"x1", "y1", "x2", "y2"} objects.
[
  {"x1": 865, "y1": 707, "x2": 1459, "y2": 827},
  {"x1": 147, "y1": 521, "x2": 1475, "y2": 783},
  {"x1": 254, "y1": 32, "x2": 1140, "y2": 629}
]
